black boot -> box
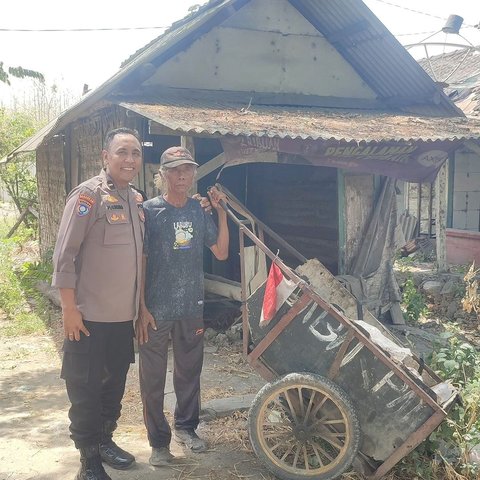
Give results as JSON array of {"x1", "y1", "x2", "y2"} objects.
[
  {"x1": 99, "y1": 419, "x2": 135, "y2": 470},
  {"x1": 75, "y1": 445, "x2": 112, "y2": 480}
]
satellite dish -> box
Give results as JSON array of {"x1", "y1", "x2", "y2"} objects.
[{"x1": 404, "y1": 15, "x2": 480, "y2": 86}]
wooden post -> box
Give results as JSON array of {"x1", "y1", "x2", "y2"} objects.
[
  {"x1": 181, "y1": 135, "x2": 197, "y2": 195},
  {"x1": 435, "y1": 160, "x2": 448, "y2": 272}
]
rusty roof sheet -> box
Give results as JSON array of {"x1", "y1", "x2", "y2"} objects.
[{"x1": 117, "y1": 98, "x2": 480, "y2": 143}]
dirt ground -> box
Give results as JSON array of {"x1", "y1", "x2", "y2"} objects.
[{"x1": 0, "y1": 309, "x2": 273, "y2": 480}]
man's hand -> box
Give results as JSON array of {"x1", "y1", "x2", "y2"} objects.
[
  {"x1": 207, "y1": 186, "x2": 228, "y2": 211},
  {"x1": 135, "y1": 305, "x2": 157, "y2": 345},
  {"x1": 192, "y1": 193, "x2": 212, "y2": 213},
  {"x1": 63, "y1": 306, "x2": 90, "y2": 341}
]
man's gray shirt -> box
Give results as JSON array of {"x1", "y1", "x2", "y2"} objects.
[{"x1": 143, "y1": 196, "x2": 217, "y2": 322}]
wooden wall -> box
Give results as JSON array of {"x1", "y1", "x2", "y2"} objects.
[
  {"x1": 344, "y1": 173, "x2": 376, "y2": 273},
  {"x1": 246, "y1": 162, "x2": 339, "y2": 273}
]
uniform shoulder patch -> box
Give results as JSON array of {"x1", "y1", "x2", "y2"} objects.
[{"x1": 76, "y1": 193, "x2": 96, "y2": 216}]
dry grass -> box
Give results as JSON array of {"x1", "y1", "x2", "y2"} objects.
[{"x1": 202, "y1": 411, "x2": 251, "y2": 452}]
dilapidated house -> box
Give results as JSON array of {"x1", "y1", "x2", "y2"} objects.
[
  {"x1": 6, "y1": 0, "x2": 480, "y2": 319},
  {"x1": 396, "y1": 47, "x2": 480, "y2": 265}
]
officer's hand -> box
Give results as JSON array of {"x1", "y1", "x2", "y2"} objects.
[
  {"x1": 136, "y1": 306, "x2": 156, "y2": 345},
  {"x1": 63, "y1": 306, "x2": 90, "y2": 341},
  {"x1": 192, "y1": 193, "x2": 212, "y2": 213}
]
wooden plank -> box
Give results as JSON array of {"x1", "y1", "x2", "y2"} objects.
[
  {"x1": 204, "y1": 274, "x2": 241, "y2": 301},
  {"x1": 435, "y1": 160, "x2": 448, "y2": 272},
  {"x1": 181, "y1": 135, "x2": 197, "y2": 194},
  {"x1": 6, "y1": 207, "x2": 31, "y2": 238},
  {"x1": 138, "y1": 86, "x2": 386, "y2": 110},
  {"x1": 196, "y1": 153, "x2": 226, "y2": 180}
]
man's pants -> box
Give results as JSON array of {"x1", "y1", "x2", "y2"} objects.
[
  {"x1": 61, "y1": 320, "x2": 135, "y2": 448},
  {"x1": 139, "y1": 318, "x2": 204, "y2": 448}
]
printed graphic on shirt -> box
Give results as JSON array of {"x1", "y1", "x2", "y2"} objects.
[
  {"x1": 107, "y1": 204, "x2": 124, "y2": 210},
  {"x1": 76, "y1": 194, "x2": 95, "y2": 216},
  {"x1": 173, "y1": 221, "x2": 194, "y2": 250}
]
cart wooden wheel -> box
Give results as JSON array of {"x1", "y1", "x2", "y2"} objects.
[{"x1": 248, "y1": 372, "x2": 361, "y2": 480}]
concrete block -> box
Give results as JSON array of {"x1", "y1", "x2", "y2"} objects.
[
  {"x1": 466, "y1": 210, "x2": 480, "y2": 231},
  {"x1": 454, "y1": 156, "x2": 471, "y2": 175},
  {"x1": 454, "y1": 192, "x2": 467, "y2": 210},
  {"x1": 452, "y1": 210, "x2": 467, "y2": 229},
  {"x1": 467, "y1": 156, "x2": 480, "y2": 173},
  {"x1": 461, "y1": 173, "x2": 480, "y2": 192},
  {"x1": 467, "y1": 191, "x2": 480, "y2": 211}
]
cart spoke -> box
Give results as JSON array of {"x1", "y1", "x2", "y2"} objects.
[
  {"x1": 297, "y1": 387, "x2": 306, "y2": 417},
  {"x1": 282, "y1": 390, "x2": 300, "y2": 424},
  {"x1": 272, "y1": 398, "x2": 292, "y2": 415},
  {"x1": 280, "y1": 443, "x2": 295, "y2": 461},
  {"x1": 310, "y1": 442, "x2": 326, "y2": 467},
  {"x1": 310, "y1": 439, "x2": 336, "y2": 462},
  {"x1": 270, "y1": 437, "x2": 295, "y2": 452},
  {"x1": 311, "y1": 394, "x2": 328, "y2": 418},
  {"x1": 311, "y1": 416, "x2": 346, "y2": 429},
  {"x1": 303, "y1": 444, "x2": 309, "y2": 470},
  {"x1": 263, "y1": 419, "x2": 292, "y2": 428},
  {"x1": 292, "y1": 442, "x2": 302, "y2": 468},
  {"x1": 313, "y1": 431, "x2": 344, "y2": 450},
  {"x1": 304, "y1": 390, "x2": 316, "y2": 424}
]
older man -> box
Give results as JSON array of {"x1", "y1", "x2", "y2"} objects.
[
  {"x1": 136, "y1": 146, "x2": 229, "y2": 467},
  {"x1": 53, "y1": 128, "x2": 144, "y2": 480}
]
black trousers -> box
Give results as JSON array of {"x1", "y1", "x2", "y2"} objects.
[
  {"x1": 61, "y1": 320, "x2": 135, "y2": 448},
  {"x1": 139, "y1": 318, "x2": 204, "y2": 448}
]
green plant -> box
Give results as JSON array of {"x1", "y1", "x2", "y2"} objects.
[
  {"x1": 461, "y1": 262, "x2": 480, "y2": 317},
  {"x1": 401, "y1": 277, "x2": 428, "y2": 323},
  {"x1": 0, "y1": 159, "x2": 38, "y2": 232},
  {"x1": 0, "y1": 229, "x2": 55, "y2": 336},
  {"x1": 395, "y1": 255, "x2": 414, "y2": 273},
  {"x1": 428, "y1": 335, "x2": 480, "y2": 478},
  {"x1": 393, "y1": 335, "x2": 480, "y2": 479}
]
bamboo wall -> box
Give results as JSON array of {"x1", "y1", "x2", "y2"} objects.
[
  {"x1": 37, "y1": 105, "x2": 144, "y2": 254},
  {"x1": 37, "y1": 136, "x2": 66, "y2": 255}
]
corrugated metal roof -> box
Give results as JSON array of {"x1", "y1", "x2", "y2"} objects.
[
  {"x1": 118, "y1": 97, "x2": 480, "y2": 143},
  {"x1": 454, "y1": 86, "x2": 480, "y2": 117},
  {"x1": 3, "y1": 0, "x2": 467, "y2": 161},
  {"x1": 418, "y1": 47, "x2": 480, "y2": 87}
]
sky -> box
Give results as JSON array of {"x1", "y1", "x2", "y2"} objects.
[{"x1": 1, "y1": 0, "x2": 479, "y2": 105}]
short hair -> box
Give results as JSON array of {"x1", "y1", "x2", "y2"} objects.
[{"x1": 103, "y1": 127, "x2": 141, "y2": 151}]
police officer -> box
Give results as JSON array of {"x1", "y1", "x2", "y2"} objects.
[{"x1": 52, "y1": 128, "x2": 144, "y2": 480}]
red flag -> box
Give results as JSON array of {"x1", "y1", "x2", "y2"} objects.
[{"x1": 260, "y1": 263, "x2": 296, "y2": 327}]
